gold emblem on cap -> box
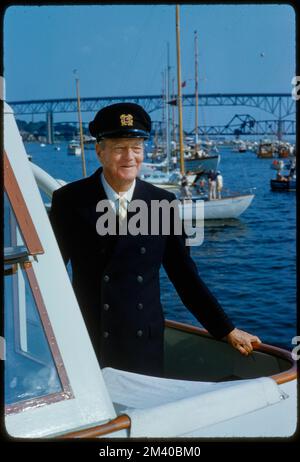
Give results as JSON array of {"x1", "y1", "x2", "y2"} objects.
[{"x1": 120, "y1": 114, "x2": 134, "y2": 127}]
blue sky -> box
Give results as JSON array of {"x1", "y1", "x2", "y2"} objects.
[{"x1": 3, "y1": 4, "x2": 296, "y2": 127}]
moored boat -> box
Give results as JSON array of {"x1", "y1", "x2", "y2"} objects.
[
  {"x1": 184, "y1": 153, "x2": 220, "y2": 173},
  {"x1": 270, "y1": 178, "x2": 296, "y2": 191},
  {"x1": 257, "y1": 141, "x2": 275, "y2": 158},
  {"x1": 67, "y1": 140, "x2": 81, "y2": 156},
  {"x1": 178, "y1": 193, "x2": 255, "y2": 221},
  {"x1": 30, "y1": 160, "x2": 254, "y2": 221}
]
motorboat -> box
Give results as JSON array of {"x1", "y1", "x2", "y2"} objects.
[
  {"x1": 257, "y1": 141, "x2": 275, "y2": 158},
  {"x1": 275, "y1": 141, "x2": 295, "y2": 158},
  {"x1": 67, "y1": 140, "x2": 81, "y2": 156},
  {"x1": 3, "y1": 99, "x2": 297, "y2": 438},
  {"x1": 232, "y1": 141, "x2": 247, "y2": 153},
  {"x1": 270, "y1": 177, "x2": 296, "y2": 192},
  {"x1": 238, "y1": 143, "x2": 247, "y2": 153},
  {"x1": 270, "y1": 162, "x2": 296, "y2": 191}
]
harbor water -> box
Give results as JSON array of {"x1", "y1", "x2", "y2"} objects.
[{"x1": 26, "y1": 142, "x2": 296, "y2": 351}]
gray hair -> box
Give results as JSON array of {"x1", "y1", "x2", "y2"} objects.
[{"x1": 97, "y1": 139, "x2": 106, "y2": 150}]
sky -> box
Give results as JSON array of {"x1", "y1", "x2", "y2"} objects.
[{"x1": 3, "y1": 4, "x2": 296, "y2": 128}]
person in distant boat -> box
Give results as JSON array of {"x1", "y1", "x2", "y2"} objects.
[
  {"x1": 50, "y1": 102, "x2": 261, "y2": 377},
  {"x1": 208, "y1": 170, "x2": 217, "y2": 200},
  {"x1": 216, "y1": 171, "x2": 223, "y2": 199},
  {"x1": 197, "y1": 177, "x2": 206, "y2": 194},
  {"x1": 180, "y1": 174, "x2": 192, "y2": 199},
  {"x1": 289, "y1": 166, "x2": 296, "y2": 179},
  {"x1": 171, "y1": 154, "x2": 177, "y2": 168},
  {"x1": 276, "y1": 171, "x2": 288, "y2": 182}
]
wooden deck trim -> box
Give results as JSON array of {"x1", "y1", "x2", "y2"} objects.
[
  {"x1": 59, "y1": 414, "x2": 131, "y2": 438},
  {"x1": 165, "y1": 319, "x2": 297, "y2": 384}
]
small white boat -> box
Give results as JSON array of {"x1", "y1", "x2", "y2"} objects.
[
  {"x1": 40, "y1": 143, "x2": 46, "y2": 148},
  {"x1": 3, "y1": 100, "x2": 296, "y2": 439},
  {"x1": 140, "y1": 171, "x2": 254, "y2": 221},
  {"x1": 179, "y1": 194, "x2": 255, "y2": 221},
  {"x1": 67, "y1": 140, "x2": 81, "y2": 156}
]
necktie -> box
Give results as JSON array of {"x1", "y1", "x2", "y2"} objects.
[{"x1": 118, "y1": 195, "x2": 127, "y2": 221}]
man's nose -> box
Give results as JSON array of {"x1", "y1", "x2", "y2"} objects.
[{"x1": 122, "y1": 147, "x2": 135, "y2": 158}]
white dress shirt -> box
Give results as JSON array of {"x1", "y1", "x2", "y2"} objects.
[{"x1": 100, "y1": 172, "x2": 136, "y2": 216}]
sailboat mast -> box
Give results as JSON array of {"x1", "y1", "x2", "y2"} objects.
[
  {"x1": 172, "y1": 78, "x2": 176, "y2": 145},
  {"x1": 176, "y1": 4, "x2": 185, "y2": 175},
  {"x1": 161, "y1": 69, "x2": 165, "y2": 152},
  {"x1": 166, "y1": 42, "x2": 171, "y2": 173},
  {"x1": 165, "y1": 71, "x2": 170, "y2": 174},
  {"x1": 74, "y1": 72, "x2": 87, "y2": 178},
  {"x1": 194, "y1": 30, "x2": 199, "y2": 155}
]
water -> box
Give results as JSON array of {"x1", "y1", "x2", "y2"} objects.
[{"x1": 26, "y1": 142, "x2": 296, "y2": 351}]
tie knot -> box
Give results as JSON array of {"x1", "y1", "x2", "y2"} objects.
[{"x1": 119, "y1": 195, "x2": 127, "y2": 205}]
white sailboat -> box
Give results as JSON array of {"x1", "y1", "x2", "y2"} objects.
[
  {"x1": 182, "y1": 30, "x2": 220, "y2": 173},
  {"x1": 172, "y1": 20, "x2": 254, "y2": 221}
]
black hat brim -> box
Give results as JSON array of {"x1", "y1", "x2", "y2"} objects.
[{"x1": 96, "y1": 128, "x2": 150, "y2": 141}]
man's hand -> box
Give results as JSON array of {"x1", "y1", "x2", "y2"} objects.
[{"x1": 224, "y1": 328, "x2": 262, "y2": 356}]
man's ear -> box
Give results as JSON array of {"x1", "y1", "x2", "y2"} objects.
[{"x1": 95, "y1": 143, "x2": 102, "y2": 161}]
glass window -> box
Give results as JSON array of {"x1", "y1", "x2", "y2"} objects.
[
  {"x1": 5, "y1": 264, "x2": 62, "y2": 405},
  {"x1": 4, "y1": 191, "x2": 71, "y2": 410}
]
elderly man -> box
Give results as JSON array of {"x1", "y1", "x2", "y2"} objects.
[{"x1": 50, "y1": 102, "x2": 260, "y2": 377}]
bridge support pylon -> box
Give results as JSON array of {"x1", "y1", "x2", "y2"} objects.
[{"x1": 46, "y1": 111, "x2": 54, "y2": 144}]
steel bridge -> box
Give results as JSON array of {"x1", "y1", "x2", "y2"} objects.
[{"x1": 8, "y1": 93, "x2": 295, "y2": 143}]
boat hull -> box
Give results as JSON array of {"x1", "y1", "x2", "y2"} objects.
[
  {"x1": 68, "y1": 146, "x2": 81, "y2": 156},
  {"x1": 270, "y1": 179, "x2": 296, "y2": 191},
  {"x1": 179, "y1": 194, "x2": 254, "y2": 221}
]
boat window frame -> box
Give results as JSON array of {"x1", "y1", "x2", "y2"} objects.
[
  {"x1": 5, "y1": 261, "x2": 74, "y2": 415},
  {"x1": 4, "y1": 151, "x2": 74, "y2": 415}
]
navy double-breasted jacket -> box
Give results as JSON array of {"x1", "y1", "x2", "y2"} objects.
[{"x1": 49, "y1": 166, "x2": 234, "y2": 377}]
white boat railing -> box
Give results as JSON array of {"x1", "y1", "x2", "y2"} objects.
[{"x1": 30, "y1": 162, "x2": 64, "y2": 198}]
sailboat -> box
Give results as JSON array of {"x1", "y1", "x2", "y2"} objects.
[
  {"x1": 174, "y1": 21, "x2": 254, "y2": 221},
  {"x1": 180, "y1": 30, "x2": 220, "y2": 174}
]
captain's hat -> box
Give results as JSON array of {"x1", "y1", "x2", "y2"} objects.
[{"x1": 89, "y1": 102, "x2": 151, "y2": 141}]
